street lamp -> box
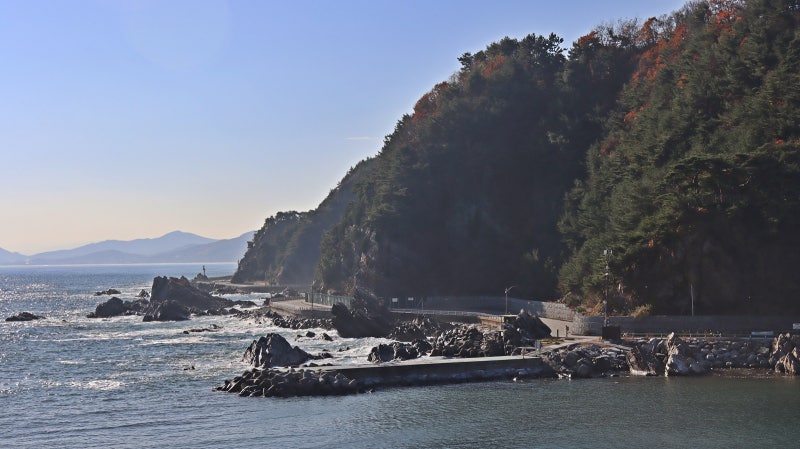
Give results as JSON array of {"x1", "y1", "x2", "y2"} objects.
[{"x1": 504, "y1": 285, "x2": 517, "y2": 315}]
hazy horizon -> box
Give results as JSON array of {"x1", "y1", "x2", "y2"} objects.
[
  {"x1": 0, "y1": 229, "x2": 254, "y2": 256},
  {"x1": 1, "y1": 0, "x2": 685, "y2": 254}
]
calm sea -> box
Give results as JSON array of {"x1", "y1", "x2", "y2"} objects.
[{"x1": 1, "y1": 264, "x2": 797, "y2": 448}]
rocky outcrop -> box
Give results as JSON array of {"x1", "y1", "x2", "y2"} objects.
[
  {"x1": 367, "y1": 340, "x2": 433, "y2": 363},
  {"x1": 331, "y1": 292, "x2": 394, "y2": 338},
  {"x1": 94, "y1": 288, "x2": 121, "y2": 296},
  {"x1": 89, "y1": 297, "x2": 128, "y2": 318},
  {"x1": 626, "y1": 343, "x2": 665, "y2": 376},
  {"x1": 429, "y1": 325, "x2": 506, "y2": 358},
  {"x1": 771, "y1": 333, "x2": 800, "y2": 375},
  {"x1": 182, "y1": 324, "x2": 222, "y2": 334},
  {"x1": 626, "y1": 333, "x2": 786, "y2": 376},
  {"x1": 143, "y1": 300, "x2": 190, "y2": 322},
  {"x1": 216, "y1": 367, "x2": 360, "y2": 397},
  {"x1": 5, "y1": 311, "x2": 45, "y2": 322},
  {"x1": 510, "y1": 310, "x2": 552, "y2": 340},
  {"x1": 542, "y1": 344, "x2": 629, "y2": 378},
  {"x1": 387, "y1": 316, "x2": 451, "y2": 342},
  {"x1": 88, "y1": 276, "x2": 256, "y2": 321},
  {"x1": 663, "y1": 333, "x2": 709, "y2": 376},
  {"x1": 150, "y1": 276, "x2": 233, "y2": 312},
  {"x1": 243, "y1": 333, "x2": 313, "y2": 368},
  {"x1": 237, "y1": 307, "x2": 332, "y2": 330}
]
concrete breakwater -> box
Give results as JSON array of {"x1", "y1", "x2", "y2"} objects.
[
  {"x1": 216, "y1": 333, "x2": 799, "y2": 398},
  {"x1": 216, "y1": 356, "x2": 554, "y2": 398}
]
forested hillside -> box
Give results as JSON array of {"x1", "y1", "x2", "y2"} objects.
[
  {"x1": 559, "y1": 0, "x2": 800, "y2": 315},
  {"x1": 314, "y1": 28, "x2": 643, "y2": 299},
  {"x1": 232, "y1": 158, "x2": 374, "y2": 285},
  {"x1": 238, "y1": 0, "x2": 800, "y2": 315}
]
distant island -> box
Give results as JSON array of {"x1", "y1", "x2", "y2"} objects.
[{"x1": 0, "y1": 230, "x2": 253, "y2": 265}]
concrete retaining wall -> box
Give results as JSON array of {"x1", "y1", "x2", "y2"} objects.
[{"x1": 572, "y1": 314, "x2": 799, "y2": 336}]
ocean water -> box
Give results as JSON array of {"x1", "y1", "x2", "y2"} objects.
[{"x1": 1, "y1": 264, "x2": 798, "y2": 449}]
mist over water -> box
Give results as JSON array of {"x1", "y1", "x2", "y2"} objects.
[{"x1": 1, "y1": 264, "x2": 797, "y2": 448}]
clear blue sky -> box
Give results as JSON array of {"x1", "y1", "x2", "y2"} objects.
[{"x1": 0, "y1": 0, "x2": 686, "y2": 254}]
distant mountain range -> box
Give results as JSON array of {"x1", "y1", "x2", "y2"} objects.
[{"x1": 0, "y1": 231, "x2": 254, "y2": 265}]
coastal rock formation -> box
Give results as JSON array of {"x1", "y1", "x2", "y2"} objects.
[
  {"x1": 216, "y1": 367, "x2": 360, "y2": 398},
  {"x1": 94, "y1": 288, "x2": 121, "y2": 296},
  {"x1": 771, "y1": 333, "x2": 800, "y2": 375},
  {"x1": 88, "y1": 276, "x2": 256, "y2": 321},
  {"x1": 387, "y1": 316, "x2": 450, "y2": 342},
  {"x1": 88, "y1": 297, "x2": 134, "y2": 318},
  {"x1": 143, "y1": 300, "x2": 190, "y2": 322},
  {"x1": 150, "y1": 276, "x2": 232, "y2": 311},
  {"x1": 243, "y1": 333, "x2": 313, "y2": 368},
  {"x1": 331, "y1": 291, "x2": 393, "y2": 338},
  {"x1": 429, "y1": 325, "x2": 506, "y2": 358},
  {"x1": 5, "y1": 311, "x2": 45, "y2": 322},
  {"x1": 626, "y1": 333, "x2": 782, "y2": 376},
  {"x1": 237, "y1": 307, "x2": 332, "y2": 330},
  {"x1": 511, "y1": 310, "x2": 552, "y2": 340},
  {"x1": 663, "y1": 333, "x2": 708, "y2": 376},
  {"x1": 183, "y1": 324, "x2": 222, "y2": 334},
  {"x1": 367, "y1": 340, "x2": 433, "y2": 363},
  {"x1": 542, "y1": 344, "x2": 628, "y2": 378},
  {"x1": 626, "y1": 343, "x2": 665, "y2": 376}
]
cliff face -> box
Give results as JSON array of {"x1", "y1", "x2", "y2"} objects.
[{"x1": 231, "y1": 159, "x2": 374, "y2": 285}]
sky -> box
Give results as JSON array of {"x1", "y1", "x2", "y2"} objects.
[{"x1": 0, "y1": 0, "x2": 686, "y2": 255}]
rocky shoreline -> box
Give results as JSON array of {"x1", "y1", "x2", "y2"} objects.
[
  {"x1": 76, "y1": 277, "x2": 798, "y2": 397},
  {"x1": 215, "y1": 300, "x2": 800, "y2": 397},
  {"x1": 216, "y1": 306, "x2": 800, "y2": 398},
  {"x1": 626, "y1": 332, "x2": 799, "y2": 376}
]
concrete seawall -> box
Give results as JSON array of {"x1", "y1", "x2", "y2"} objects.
[{"x1": 320, "y1": 355, "x2": 553, "y2": 388}]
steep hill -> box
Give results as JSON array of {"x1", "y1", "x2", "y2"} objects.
[
  {"x1": 559, "y1": 0, "x2": 800, "y2": 314},
  {"x1": 314, "y1": 30, "x2": 644, "y2": 299},
  {"x1": 231, "y1": 158, "x2": 374, "y2": 285},
  {"x1": 243, "y1": 0, "x2": 800, "y2": 316}
]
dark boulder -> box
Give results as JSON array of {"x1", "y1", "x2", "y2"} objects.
[
  {"x1": 150, "y1": 276, "x2": 231, "y2": 311},
  {"x1": 183, "y1": 324, "x2": 222, "y2": 334},
  {"x1": 664, "y1": 332, "x2": 706, "y2": 376},
  {"x1": 88, "y1": 296, "x2": 128, "y2": 318},
  {"x1": 543, "y1": 344, "x2": 629, "y2": 378},
  {"x1": 94, "y1": 288, "x2": 121, "y2": 296},
  {"x1": 626, "y1": 344, "x2": 665, "y2": 376},
  {"x1": 511, "y1": 310, "x2": 551, "y2": 340},
  {"x1": 331, "y1": 292, "x2": 394, "y2": 338},
  {"x1": 216, "y1": 367, "x2": 359, "y2": 398},
  {"x1": 771, "y1": 333, "x2": 800, "y2": 375},
  {"x1": 5, "y1": 311, "x2": 45, "y2": 322},
  {"x1": 87, "y1": 276, "x2": 253, "y2": 322},
  {"x1": 143, "y1": 300, "x2": 190, "y2": 322},
  {"x1": 388, "y1": 316, "x2": 450, "y2": 341},
  {"x1": 367, "y1": 339, "x2": 433, "y2": 363},
  {"x1": 430, "y1": 325, "x2": 505, "y2": 358},
  {"x1": 243, "y1": 333, "x2": 313, "y2": 368}
]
